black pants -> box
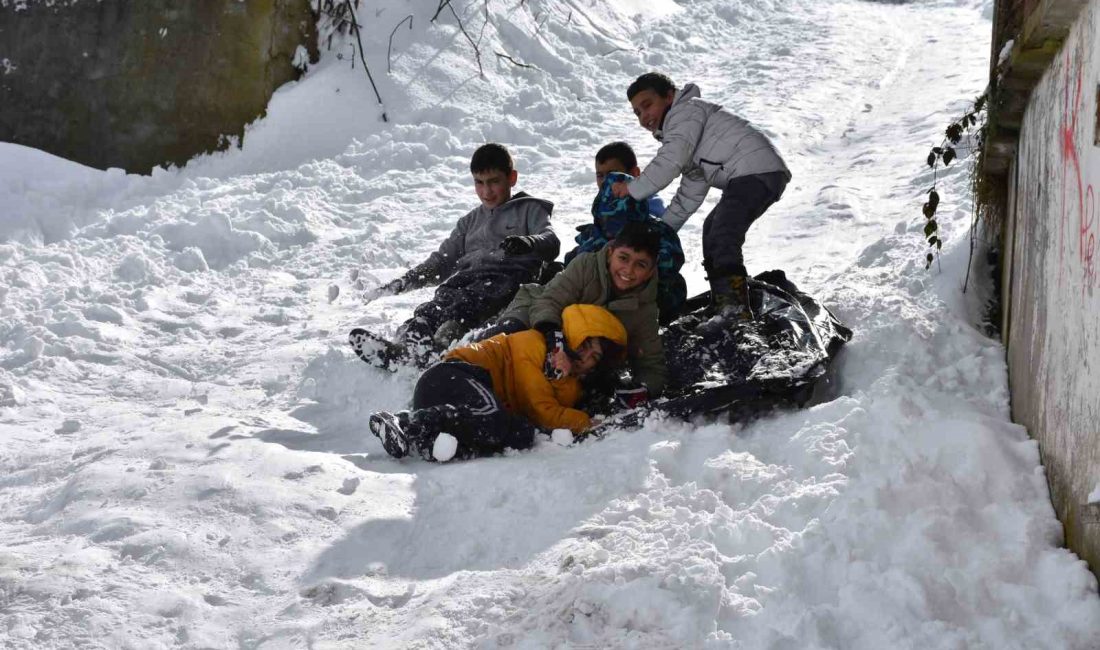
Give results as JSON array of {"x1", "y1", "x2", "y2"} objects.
[
  {"x1": 408, "y1": 361, "x2": 539, "y2": 459},
  {"x1": 404, "y1": 258, "x2": 541, "y2": 346},
  {"x1": 702, "y1": 171, "x2": 788, "y2": 278}
]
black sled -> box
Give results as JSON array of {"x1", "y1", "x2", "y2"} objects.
[{"x1": 587, "y1": 270, "x2": 851, "y2": 427}]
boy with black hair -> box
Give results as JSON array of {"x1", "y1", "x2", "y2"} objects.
[
  {"x1": 568, "y1": 169, "x2": 686, "y2": 323},
  {"x1": 594, "y1": 141, "x2": 666, "y2": 219},
  {"x1": 352, "y1": 143, "x2": 559, "y2": 369},
  {"x1": 487, "y1": 221, "x2": 668, "y2": 407},
  {"x1": 612, "y1": 72, "x2": 791, "y2": 320},
  {"x1": 369, "y1": 304, "x2": 627, "y2": 461}
]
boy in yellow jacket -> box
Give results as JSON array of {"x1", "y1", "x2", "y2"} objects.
[{"x1": 368, "y1": 304, "x2": 627, "y2": 461}]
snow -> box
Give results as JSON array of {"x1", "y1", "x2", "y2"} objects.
[
  {"x1": 2, "y1": 0, "x2": 1098, "y2": 647},
  {"x1": 432, "y1": 433, "x2": 459, "y2": 462},
  {"x1": 551, "y1": 429, "x2": 575, "y2": 446},
  {"x1": 998, "y1": 38, "x2": 1016, "y2": 67}
]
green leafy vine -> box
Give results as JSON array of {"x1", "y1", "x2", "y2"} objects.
[{"x1": 922, "y1": 92, "x2": 987, "y2": 269}]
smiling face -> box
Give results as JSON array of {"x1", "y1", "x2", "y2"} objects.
[
  {"x1": 629, "y1": 88, "x2": 675, "y2": 134},
  {"x1": 473, "y1": 169, "x2": 518, "y2": 209},
  {"x1": 607, "y1": 244, "x2": 657, "y2": 292},
  {"x1": 570, "y1": 337, "x2": 604, "y2": 378}
]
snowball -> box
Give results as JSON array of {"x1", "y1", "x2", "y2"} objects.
[
  {"x1": 432, "y1": 433, "x2": 458, "y2": 462},
  {"x1": 551, "y1": 429, "x2": 574, "y2": 446}
]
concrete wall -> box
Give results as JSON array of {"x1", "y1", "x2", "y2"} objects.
[
  {"x1": 1003, "y1": 0, "x2": 1100, "y2": 574},
  {"x1": 0, "y1": 0, "x2": 317, "y2": 173}
]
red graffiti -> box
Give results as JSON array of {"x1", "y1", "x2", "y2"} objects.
[
  {"x1": 1084, "y1": 186, "x2": 1096, "y2": 286},
  {"x1": 1060, "y1": 50, "x2": 1097, "y2": 292}
]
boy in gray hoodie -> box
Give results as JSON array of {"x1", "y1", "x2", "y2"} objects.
[
  {"x1": 354, "y1": 143, "x2": 559, "y2": 369},
  {"x1": 612, "y1": 72, "x2": 791, "y2": 320}
]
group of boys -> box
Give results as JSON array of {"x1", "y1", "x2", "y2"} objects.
[{"x1": 355, "y1": 72, "x2": 791, "y2": 463}]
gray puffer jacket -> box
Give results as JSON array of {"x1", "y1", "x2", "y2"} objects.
[
  {"x1": 402, "y1": 192, "x2": 558, "y2": 288},
  {"x1": 628, "y1": 84, "x2": 790, "y2": 231}
]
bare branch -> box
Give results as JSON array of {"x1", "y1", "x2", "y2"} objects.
[
  {"x1": 426, "y1": 0, "x2": 448, "y2": 22},
  {"x1": 343, "y1": 0, "x2": 388, "y2": 122},
  {"x1": 495, "y1": 51, "x2": 537, "y2": 70},
  {"x1": 476, "y1": 0, "x2": 490, "y2": 48},
  {"x1": 448, "y1": 2, "x2": 484, "y2": 77},
  {"x1": 388, "y1": 14, "x2": 414, "y2": 73}
]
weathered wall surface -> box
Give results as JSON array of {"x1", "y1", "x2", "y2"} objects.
[
  {"x1": 1003, "y1": 0, "x2": 1100, "y2": 574},
  {"x1": 0, "y1": 0, "x2": 317, "y2": 173}
]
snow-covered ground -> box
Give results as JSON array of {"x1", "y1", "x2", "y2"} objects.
[{"x1": 3, "y1": 0, "x2": 1100, "y2": 647}]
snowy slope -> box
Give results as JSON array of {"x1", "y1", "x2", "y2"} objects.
[{"x1": 3, "y1": 0, "x2": 1100, "y2": 647}]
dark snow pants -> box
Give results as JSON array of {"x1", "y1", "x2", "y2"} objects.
[
  {"x1": 702, "y1": 171, "x2": 789, "y2": 278},
  {"x1": 409, "y1": 360, "x2": 540, "y2": 459},
  {"x1": 403, "y1": 258, "x2": 542, "y2": 347}
]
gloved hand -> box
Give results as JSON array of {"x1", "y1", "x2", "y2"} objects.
[
  {"x1": 363, "y1": 278, "x2": 404, "y2": 303},
  {"x1": 539, "y1": 324, "x2": 567, "y2": 380},
  {"x1": 500, "y1": 235, "x2": 536, "y2": 256},
  {"x1": 614, "y1": 385, "x2": 649, "y2": 409}
]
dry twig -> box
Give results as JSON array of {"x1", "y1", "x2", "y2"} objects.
[
  {"x1": 388, "y1": 14, "x2": 414, "y2": 73},
  {"x1": 343, "y1": 0, "x2": 388, "y2": 121},
  {"x1": 495, "y1": 51, "x2": 536, "y2": 69}
]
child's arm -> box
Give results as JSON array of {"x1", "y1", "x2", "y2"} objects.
[
  {"x1": 513, "y1": 341, "x2": 590, "y2": 433},
  {"x1": 527, "y1": 258, "x2": 587, "y2": 330},
  {"x1": 626, "y1": 104, "x2": 706, "y2": 201},
  {"x1": 617, "y1": 171, "x2": 705, "y2": 231},
  {"x1": 521, "y1": 201, "x2": 560, "y2": 262},
  {"x1": 396, "y1": 209, "x2": 474, "y2": 290},
  {"x1": 660, "y1": 174, "x2": 709, "y2": 231},
  {"x1": 609, "y1": 103, "x2": 708, "y2": 231}
]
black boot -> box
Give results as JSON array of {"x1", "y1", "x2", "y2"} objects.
[
  {"x1": 399, "y1": 318, "x2": 439, "y2": 369},
  {"x1": 709, "y1": 275, "x2": 753, "y2": 320},
  {"x1": 349, "y1": 328, "x2": 407, "y2": 371},
  {"x1": 405, "y1": 405, "x2": 463, "y2": 460}
]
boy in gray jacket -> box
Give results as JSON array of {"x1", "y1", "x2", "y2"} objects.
[
  {"x1": 612, "y1": 72, "x2": 791, "y2": 320},
  {"x1": 354, "y1": 143, "x2": 559, "y2": 369}
]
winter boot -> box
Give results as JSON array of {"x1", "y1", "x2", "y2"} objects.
[
  {"x1": 433, "y1": 319, "x2": 467, "y2": 350},
  {"x1": 709, "y1": 275, "x2": 753, "y2": 321},
  {"x1": 349, "y1": 328, "x2": 407, "y2": 371},
  {"x1": 405, "y1": 405, "x2": 468, "y2": 460},
  {"x1": 369, "y1": 410, "x2": 413, "y2": 458},
  {"x1": 400, "y1": 317, "x2": 438, "y2": 369}
]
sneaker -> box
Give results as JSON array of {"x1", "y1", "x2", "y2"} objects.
[
  {"x1": 349, "y1": 328, "x2": 406, "y2": 371},
  {"x1": 369, "y1": 411, "x2": 409, "y2": 458}
]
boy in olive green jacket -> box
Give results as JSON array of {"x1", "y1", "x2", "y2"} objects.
[{"x1": 491, "y1": 221, "x2": 667, "y2": 405}]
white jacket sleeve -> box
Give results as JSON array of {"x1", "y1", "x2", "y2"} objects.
[
  {"x1": 628, "y1": 104, "x2": 706, "y2": 200},
  {"x1": 662, "y1": 173, "x2": 709, "y2": 231}
]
